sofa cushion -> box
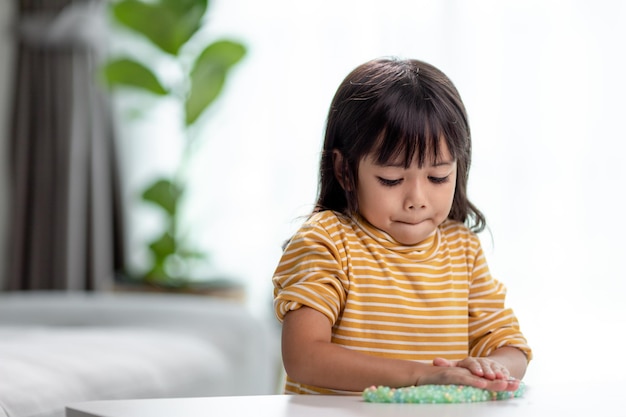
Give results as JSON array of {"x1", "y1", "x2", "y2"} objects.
[{"x1": 0, "y1": 326, "x2": 229, "y2": 417}]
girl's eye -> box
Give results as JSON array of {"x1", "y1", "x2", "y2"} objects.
[
  {"x1": 377, "y1": 177, "x2": 402, "y2": 187},
  {"x1": 428, "y1": 176, "x2": 450, "y2": 184}
]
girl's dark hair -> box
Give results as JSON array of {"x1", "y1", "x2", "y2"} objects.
[{"x1": 315, "y1": 57, "x2": 486, "y2": 232}]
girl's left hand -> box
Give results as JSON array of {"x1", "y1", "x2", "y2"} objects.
[{"x1": 433, "y1": 357, "x2": 516, "y2": 384}]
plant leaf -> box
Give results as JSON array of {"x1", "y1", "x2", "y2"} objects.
[
  {"x1": 141, "y1": 178, "x2": 183, "y2": 216},
  {"x1": 148, "y1": 231, "x2": 177, "y2": 259},
  {"x1": 143, "y1": 265, "x2": 169, "y2": 284},
  {"x1": 143, "y1": 231, "x2": 176, "y2": 283},
  {"x1": 103, "y1": 58, "x2": 168, "y2": 95},
  {"x1": 160, "y1": 0, "x2": 208, "y2": 21},
  {"x1": 112, "y1": 0, "x2": 207, "y2": 55},
  {"x1": 185, "y1": 39, "x2": 246, "y2": 125}
]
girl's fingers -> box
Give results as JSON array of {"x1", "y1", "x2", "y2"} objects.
[
  {"x1": 432, "y1": 357, "x2": 454, "y2": 367},
  {"x1": 478, "y1": 360, "x2": 510, "y2": 380},
  {"x1": 472, "y1": 362, "x2": 484, "y2": 376}
]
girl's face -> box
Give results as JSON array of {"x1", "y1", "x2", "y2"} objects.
[{"x1": 354, "y1": 141, "x2": 457, "y2": 245}]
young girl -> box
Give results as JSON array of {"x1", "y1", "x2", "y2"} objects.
[{"x1": 272, "y1": 57, "x2": 532, "y2": 395}]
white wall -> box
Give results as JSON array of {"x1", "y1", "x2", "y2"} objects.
[
  {"x1": 119, "y1": 0, "x2": 621, "y2": 385},
  {"x1": 0, "y1": 1, "x2": 15, "y2": 287}
]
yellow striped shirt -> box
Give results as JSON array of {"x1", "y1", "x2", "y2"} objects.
[{"x1": 273, "y1": 210, "x2": 532, "y2": 394}]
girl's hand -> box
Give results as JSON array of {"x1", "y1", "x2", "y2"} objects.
[
  {"x1": 430, "y1": 357, "x2": 520, "y2": 391},
  {"x1": 433, "y1": 357, "x2": 510, "y2": 380}
]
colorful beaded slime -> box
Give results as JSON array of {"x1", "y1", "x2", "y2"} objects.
[{"x1": 363, "y1": 382, "x2": 526, "y2": 404}]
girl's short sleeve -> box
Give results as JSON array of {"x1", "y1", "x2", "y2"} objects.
[
  {"x1": 467, "y1": 244, "x2": 533, "y2": 361},
  {"x1": 272, "y1": 218, "x2": 350, "y2": 325}
]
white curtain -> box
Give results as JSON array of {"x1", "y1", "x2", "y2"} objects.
[{"x1": 116, "y1": 0, "x2": 626, "y2": 385}]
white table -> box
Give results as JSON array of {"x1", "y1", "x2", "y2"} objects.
[{"x1": 66, "y1": 381, "x2": 624, "y2": 417}]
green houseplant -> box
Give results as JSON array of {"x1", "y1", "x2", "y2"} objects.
[{"x1": 102, "y1": 0, "x2": 246, "y2": 288}]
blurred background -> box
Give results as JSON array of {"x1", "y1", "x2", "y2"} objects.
[{"x1": 1, "y1": 0, "x2": 626, "y2": 387}]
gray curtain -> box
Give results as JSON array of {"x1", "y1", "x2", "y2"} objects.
[{"x1": 5, "y1": 0, "x2": 124, "y2": 290}]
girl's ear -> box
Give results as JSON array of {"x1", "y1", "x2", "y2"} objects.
[{"x1": 333, "y1": 149, "x2": 350, "y2": 190}]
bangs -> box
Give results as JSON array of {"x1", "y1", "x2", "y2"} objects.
[{"x1": 372, "y1": 90, "x2": 463, "y2": 168}]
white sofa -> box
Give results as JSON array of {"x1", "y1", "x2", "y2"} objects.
[{"x1": 0, "y1": 291, "x2": 280, "y2": 417}]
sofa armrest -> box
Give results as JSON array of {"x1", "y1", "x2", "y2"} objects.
[{"x1": 0, "y1": 291, "x2": 279, "y2": 395}]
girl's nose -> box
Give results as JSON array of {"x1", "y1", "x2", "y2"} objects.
[{"x1": 404, "y1": 181, "x2": 427, "y2": 210}]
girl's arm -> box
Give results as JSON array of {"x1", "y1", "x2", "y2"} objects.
[
  {"x1": 487, "y1": 346, "x2": 528, "y2": 379},
  {"x1": 282, "y1": 306, "x2": 517, "y2": 392}
]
